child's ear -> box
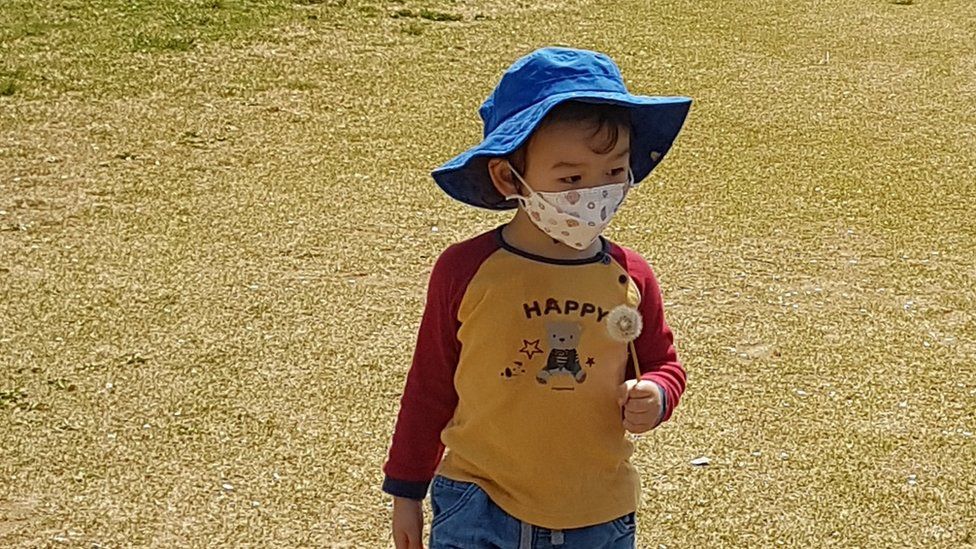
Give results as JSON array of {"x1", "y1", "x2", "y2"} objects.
[{"x1": 488, "y1": 158, "x2": 520, "y2": 198}]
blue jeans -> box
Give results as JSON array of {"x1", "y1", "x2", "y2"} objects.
[{"x1": 429, "y1": 475, "x2": 637, "y2": 549}]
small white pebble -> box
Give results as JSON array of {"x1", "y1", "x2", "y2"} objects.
[
  {"x1": 690, "y1": 456, "x2": 711, "y2": 466},
  {"x1": 751, "y1": 450, "x2": 762, "y2": 457},
  {"x1": 907, "y1": 474, "x2": 917, "y2": 486},
  {"x1": 222, "y1": 483, "x2": 234, "y2": 491},
  {"x1": 795, "y1": 389, "x2": 808, "y2": 397},
  {"x1": 899, "y1": 401, "x2": 908, "y2": 409},
  {"x1": 780, "y1": 452, "x2": 789, "y2": 460}
]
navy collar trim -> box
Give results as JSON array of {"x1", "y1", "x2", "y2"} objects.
[{"x1": 494, "y1": 226, "x2": 612, "y2": 265}]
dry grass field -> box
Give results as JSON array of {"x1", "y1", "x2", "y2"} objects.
[{"x1": 1, "y1": 0, "x2": 975, "y2": 546}]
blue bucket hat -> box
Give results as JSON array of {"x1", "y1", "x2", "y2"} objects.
[{"x1": 431, "y1": 47, "x2": 693, "y2": 210}]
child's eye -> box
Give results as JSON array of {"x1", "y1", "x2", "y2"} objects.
[
  {"x1": 560, "y1": 175, "x2": 582, "y2": 185},
  {"x1": 608, "y1": 167, "x2": 625, "y2": 176}
]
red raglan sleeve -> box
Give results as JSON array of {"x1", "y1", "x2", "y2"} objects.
[
  {"x1": 380, "y1": 242, "x2": 481, "y2": 500},
  {"x1": 616, "y1": 246, "x2": 687, "y2": 426}
]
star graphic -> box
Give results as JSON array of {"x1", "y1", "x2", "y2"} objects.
[
  {"x1": 519, "y1": 339, "x2": 543, "y2": 360},
  {"x1": 586, "y1": 357, "x2": 595, "y2": 367}
]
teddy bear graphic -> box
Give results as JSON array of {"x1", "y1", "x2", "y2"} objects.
[{"x1": 536, "y1": 321, "x2": 586, "y2": 384}]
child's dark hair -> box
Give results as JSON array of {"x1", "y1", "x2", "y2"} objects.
[{"x1": 508, "y1": 101, "x2": 632, "y2": 174}]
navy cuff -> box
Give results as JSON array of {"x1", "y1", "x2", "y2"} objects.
[
  {"x1": 382, "y1": 475, "x2": 430, "y2": 500},
  {"x1": 653, "y1": 382, "x2": 667, "y2": 426}
]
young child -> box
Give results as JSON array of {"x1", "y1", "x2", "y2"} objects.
[{"x1": 382, "y1": 47, "x2": 691, "y2": 548}]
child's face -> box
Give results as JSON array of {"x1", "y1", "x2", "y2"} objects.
[{"x1": 516, "y1": 120, "x2": 631, "y2": 194}]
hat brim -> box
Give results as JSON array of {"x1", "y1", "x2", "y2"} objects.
[{"x1": 431, "y1": 91, "x2": 693, "y2": 210}]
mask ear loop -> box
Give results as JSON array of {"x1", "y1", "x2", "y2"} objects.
[
  {"x1": 613, "y1": 168, "x2": 636, "y2": 214},
  {"x1": 503, "y1": 161, "x2": 534, "y2": 203}
]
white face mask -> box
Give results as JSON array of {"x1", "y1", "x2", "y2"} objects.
[{"x1": 504, "y1": 161, "x2": 634, "y2": 250}]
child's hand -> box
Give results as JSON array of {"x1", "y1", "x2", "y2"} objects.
[
  {"x1": 392, "y1": 496, "x2": 426, "y2": 549},
  {"x1": 617, "y1": 379, "x2": 663, "y2": 434}
]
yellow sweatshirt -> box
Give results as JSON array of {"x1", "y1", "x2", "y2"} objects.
[{"x1": 382, "y1": 226, "x2": 686, "y2": 529}]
